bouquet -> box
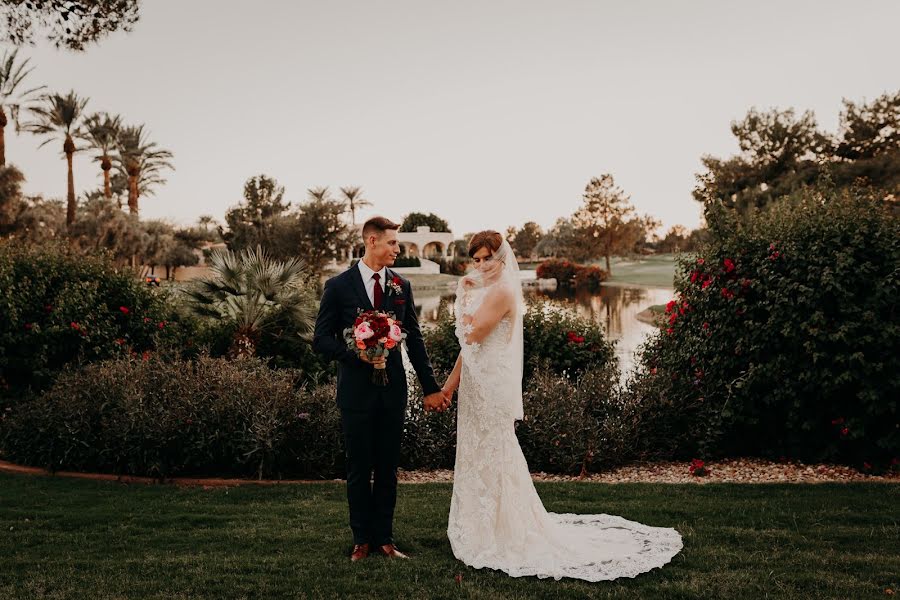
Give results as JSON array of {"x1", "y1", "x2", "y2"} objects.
[{"x1": 344, "y1": 310, "x2": 406, "y2": 386}]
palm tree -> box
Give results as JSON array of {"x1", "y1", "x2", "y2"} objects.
[
  {"x1": 114, "y1": 124, "x2": 174, "y2": 215},
  {"x1": 340, "y1": 186, "x2": 371, "y2": 225},
  {"x1": 25, "y1": 90, "x2": 89, "y2": 226},
  {"x1": 81, "y1": 112, "x2": 122, "y2": 200},
  {"x1": 0, "y1": 48, "x2": 45, "y2": 166},
  {"x1": 185, "y1": 245, "x2": 317, "y2": 358},
  {"x1": 307, "y1": 186, "x2": 331, "y2": 202}
]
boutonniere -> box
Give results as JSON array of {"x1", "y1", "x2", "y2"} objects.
[{"x1": 387, "y1": 275, "x2": 404, "y2": 296}]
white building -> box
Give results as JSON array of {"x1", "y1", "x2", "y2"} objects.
[{"x1": 353, "y1": 225, "x2": 457, "y2": 259}]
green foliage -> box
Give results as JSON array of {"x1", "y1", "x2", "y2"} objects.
[
  {"x1": 629, "y1": 184, "x2": 900, "y2": 466},
  {"x1": 424, "y1": 297, "x2": 616, "y2": 381},
  {"x1": 399, "y1": 212, "x2": 450, "y2": 232},
  {"x1": 391, "y1": 256, "x2": 421, "y2": 268},
  {"x1": 1, "y1": 356, "x2": 345, "y2": 479},
  {"x1": 0, "y1": 241, "x2": 193, "y2": 400}
]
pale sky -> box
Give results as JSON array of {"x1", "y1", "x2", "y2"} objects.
[{"x1": 6, "y1": 0, "x2": 899, "y2": 236}]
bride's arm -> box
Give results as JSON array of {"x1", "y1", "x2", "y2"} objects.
[
  {"x1": 463, "y1": 286, "x2": 515, "y2": 345},
  {"x1": 442, "y1": 354, "x2": 463, "y2": 396}
]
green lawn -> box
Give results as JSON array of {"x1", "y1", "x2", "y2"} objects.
[
  {"x1": 1, "y1": 474, "x2": 897, "y2": 599},
  {"x1": 602, "y1": 255, "x2": 680, "y2": 288}
]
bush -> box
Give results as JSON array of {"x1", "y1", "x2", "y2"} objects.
[
  {"x1": 1, "y1": 356, "x2": 345, "y2": 479},
  {"x1": 516, "y1": 362, "x2": 625, "y2": 474},
  {"x1": 536, "y1": 259, "x2": 608, "y2": 290},
  {"x1": 433, "y1": 257, "x2": 468, "y2": 276},
  {"x1": 423, "y1": 298, "x2": 617, "y2": 380},
  {"x1": 627, "y1": 185, "x2": 900, "y2": 467},
  {"x1": 392, "y1": 256, "x2": 421, "y2": 268},
  {"x1": 0, "y1": 242, "x2": 195, "y2": 401}
]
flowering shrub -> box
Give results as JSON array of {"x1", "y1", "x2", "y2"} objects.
[
  {"x1": 536, "y1": 259, "x2": 609, "y2": 290},
  {"x1": 627, "y1": 185, "x2": 899, "y2": 467},
  {"x1": 689, "y1": 459, "x2": 709, "y2": 476},
  {"x1": 0, "y1": 242, "x2": 194, "y2": 401},
  {"x1": 423, "y1": 298, "x2": 616, "y2": 380}
]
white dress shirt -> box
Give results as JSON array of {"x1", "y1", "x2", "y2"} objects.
[{"x1": 357, "y1": 259, "x2": 386, "y2": 307}]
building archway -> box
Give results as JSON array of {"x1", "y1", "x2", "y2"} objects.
[{"x1": 423, "y1": 241, "x2": 445, "y2": 258}]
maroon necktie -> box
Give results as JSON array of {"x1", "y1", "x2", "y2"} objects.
[{"x1": 372, "y1": 272, "x2": 383, "y2": 308}]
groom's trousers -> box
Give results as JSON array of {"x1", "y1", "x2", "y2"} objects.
[{"x1": 340, "y1": 391, "x2": 406, "y2": 547}]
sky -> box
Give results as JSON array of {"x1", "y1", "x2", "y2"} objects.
[{"x1": 5, "y1": 0, "x2": 899, "y2": 237}]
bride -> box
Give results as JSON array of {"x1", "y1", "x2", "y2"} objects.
[{"x1": 438, "y1": 230, "x2": 683, "y2": 582}]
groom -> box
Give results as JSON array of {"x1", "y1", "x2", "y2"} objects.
[{"x1": 312, "y1": 216, "x2": 451, "y2": 562}]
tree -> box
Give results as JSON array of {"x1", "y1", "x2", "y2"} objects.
[
  {"x1": 400, "y1": 211, "x2": 450, "y2": 232},
  {"x1": 535, "y1": 217, "x2": 588, "y2": 261},
  {"x1": 185, "y1": 245, "x2": 317, "y2": 359},
  {"x1": 0, "y1": 47, "x2": 44, "y2": 166},
  {"x1": 0, "y1": 163, "x2": 25, "y2": 233},
  {"x1": 24, "y1": 90, "x2": 88, "y2": 225},
  {"x1": 114, "y1": 124, "x2": 173, "y2": 215},
  {"x1": 81, "y1": 112, "x2": 121, "y2": 200},
  {"x1": 292, "y1": 190, "x2": 353, "y2": 280},
  {"x1": 67, "y1": 194, "x2": 148, "y2": 265},
  {"x1": 573, "y1": 174, "x2": 644, "y2": 274},
  {"x1": 511, "y1": 221, "x2": 543, "y2": 258},
  {"x1": 0, "y1": 0, "x2": 140, "y2": 51},
  {"x1": 693, "y1": 96, "x2": 900, "y2": 216},
  {"x1": 222, "y1": 175, "x2": 290, "y2": 253},
  {"x1": 340, "y1": 186, "x2": 371, "y2": 225}
]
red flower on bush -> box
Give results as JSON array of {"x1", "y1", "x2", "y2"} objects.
[
  {"x1": 701, "y1": 278, "x2": 712, "y2": 290},
  {"x1": 665, "y1": 300, "x2": 677, "y2": 313},
  {"x1": 143, "y1": 317, "x2": 151, "y2": 323},
  {"x1": 696, "y1": 258, "x2": 705, "y2": 265},
  {"x1": 23, "y1": 322, "x2": 33, "y2": 331},
  {"x1": 689, "y1": 459, "x2": 708, "y2": 476},
  {"x1": 566, "y1": 331, "x2": 585, "y2": 344},
  {"x1": 840, "y1": 427, "x2": 850, "y2": 437},
  {"x1": 690, "y1": 271, "x2": 700, "y2": 283},
  {"x1": 114, "y1": 338, "x2": 126, "y2": 346},
  {"x1": 668, "y1": 313, "x2": 678, "y2": 325},
  {"x1": 720, "y1": 287, "x2": 734, "y2": 299},
  {"x1": 702, "y1": 322, "x2": 710, "y2": 330},
  {"x1": 119, "y1": 306, "x2": 130, "y2": 315},
  {"x1": 158, "y1": 321, "x2": 167, "y2": 330},
  {"x1": 723, "y1": 258, "x2": 735, "y2": 273},
  {"x1": 70, "y1": 321, "x2": 84, "y2": 333},
  {"x1": 666, "y1": 327, "x2": 674, "y2": 335}
]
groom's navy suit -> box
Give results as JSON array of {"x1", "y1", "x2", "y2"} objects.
[{"x1": 312, "y1": 262, "x2": 441, "y2": 547}]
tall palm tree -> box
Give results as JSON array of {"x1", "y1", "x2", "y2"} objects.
[
  {"x1": 114, "y1": 124, "x2": 174, "y2": 215},
  {"x1": 0, "y1": 48, "x2": 45, "y2": 166},
  {"x1": 25, "y1": 90, "x2": 89, "y2": 226},
  {"x1": 340, "y1": 186, "x2": 371, "y2": 225},
  {"x1": 81, "y1": 112, "x2": 121, "y2": 200},
  {"x1": 185, "y1": 245, "x2": 317, "y2": 358},
  {"x1": 307, "y1": 186, "x2": 331, "y2": 202}
]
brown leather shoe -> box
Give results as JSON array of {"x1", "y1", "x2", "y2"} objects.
[
  {"x1": 350, "y1": 543, "x2": 370, "y2": 562},
  {"x1": 376, "y1": 543, "x2": 410, "y2": 559}
]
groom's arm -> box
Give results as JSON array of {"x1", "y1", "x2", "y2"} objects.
[
  {"x1": 401, "y1": 280, "x2": 441, "y2": 396},
  {"x1": 312, "y1": 278, "x2": 362, "y2": 366}
]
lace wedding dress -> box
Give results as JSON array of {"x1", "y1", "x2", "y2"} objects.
[{"x1": 446, "y1": 241, "x2": 683, "y2": 582}]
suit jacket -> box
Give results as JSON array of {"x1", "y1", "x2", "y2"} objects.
[{"x1": 312, "y1": 263, "x2": 441, "y2": 409}]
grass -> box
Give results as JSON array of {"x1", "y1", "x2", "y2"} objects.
[
  {"x1": 1, "y1": 474, "x2": 897, "y2": 599},
  {"x1": 600, "y1": 254, "x2": 680, "y2": 288}
]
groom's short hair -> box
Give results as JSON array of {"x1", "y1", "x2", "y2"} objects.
[{"x1": 362, "y1": 216, "x2": 401, "y2": 240}]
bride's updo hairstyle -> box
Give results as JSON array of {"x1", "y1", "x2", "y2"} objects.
[{"x1": 467, "y1": 230, "x2": 503, "y2": 257}]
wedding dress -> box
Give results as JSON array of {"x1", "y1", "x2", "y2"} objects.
[{"x1": 446, "y1": 240, "x2": 683, "y2": 581}]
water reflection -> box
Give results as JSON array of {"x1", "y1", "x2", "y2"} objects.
[{"x1": 412, "y1": 282, "x2": 674, "y2": 379}]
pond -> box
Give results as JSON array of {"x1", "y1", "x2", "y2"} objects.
[{"x1": 412, "y1": 276, "x2": 675, "y2": 381}]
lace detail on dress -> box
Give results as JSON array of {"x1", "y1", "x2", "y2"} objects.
[{"x1": 447, "y1": 283, "x2": 683, "y2": 581}]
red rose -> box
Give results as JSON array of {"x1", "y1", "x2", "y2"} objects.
[
  {"x1": 668, "y1": 313, "x2": 677, "y2": 325},
  {"x1": 690, "y1": 271, "x2": 700, "y2": 283},
  {"x1": 696, "y1": 258, "x2": 705, "y2": 265},
  {"x1": 720, "y1": 287, "x2": 734, "y2": 299},
  {"x1": 723, "y1": 258, "x2": 735, "y2": 273},
  {"x1": 701, "y1": 279, "x2": 712, "y2": 290},
  {"x1": 119, "y1": 306, "x2": 130, "y2": 315},
  {"x1": 666, "y1": 327, "x2": 674, "y2": 335},
  {"x1": 392, "y1": 276, "x2": 402, "y2": 285},
  {"x1": 158, "y1": 321, "x2": 167, "y2": 329},
  {"x1": 702, "y1": 322, "x2": 709, "y2": 330},
  {"x1": 665, "y1": 300, "x2": 676, "y2": 313}
]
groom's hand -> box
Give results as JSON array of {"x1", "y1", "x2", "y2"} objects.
[{"x1": 358, "y1": 351, "x2": 386, "y2": 366}]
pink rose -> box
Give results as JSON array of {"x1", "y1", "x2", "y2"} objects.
[
  {"x1": 354, "y1": 322, "x2": 375, "y2": 340},
  {"x1": 389, "y1": 323, "x2": 403, "y2": 342}
]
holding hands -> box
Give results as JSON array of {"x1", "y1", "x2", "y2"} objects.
[{"x1": 424, "y1": 388, "x2": 453, "y2": 413}]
